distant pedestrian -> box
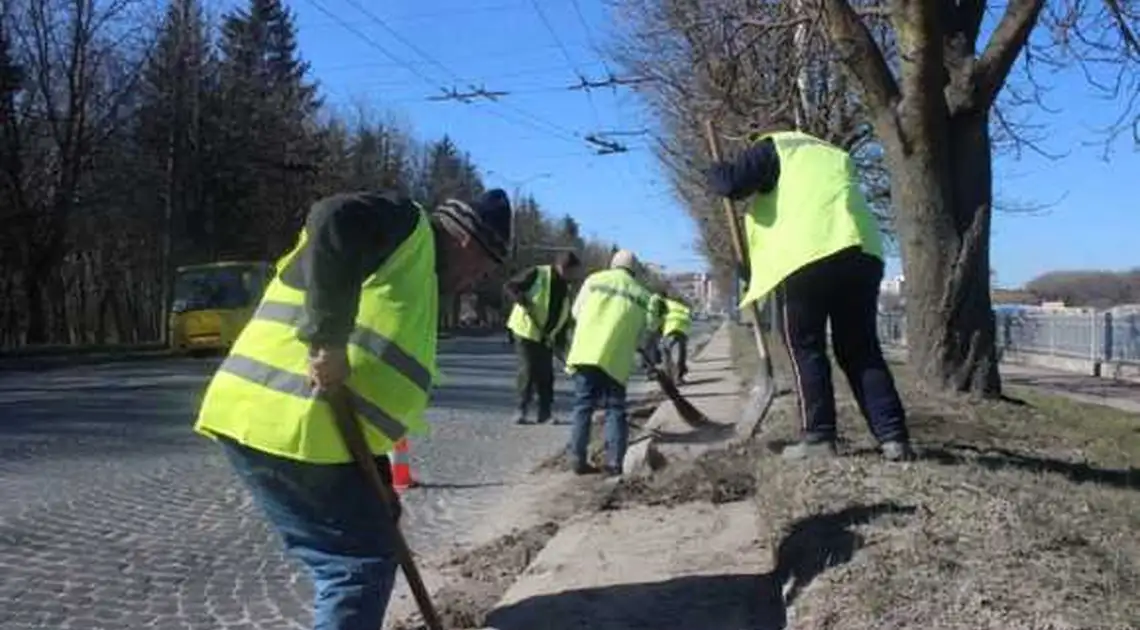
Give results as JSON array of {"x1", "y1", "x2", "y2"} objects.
[
  {"x1": 504, "y1": 251, "x2": 583, "y2": 424},
  {"x1": 643, "y1": 292, "x2": 667, "y2": 369},
  {"x1": 661, "y1": 294, "x2": 693, "y2": 383},
  {"x1": 564, "y1": 249, "x2": 658, "y2": 476},
  {"x1": 706, "y1": 117, "x2": 914, "y2": 461},
  {"x1": 193, "y1": 188, "x2": 513, "y2": 630}
]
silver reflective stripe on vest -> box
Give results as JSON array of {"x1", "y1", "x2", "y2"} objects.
[
  {"x1": 253, "y1": 301, "x2": 432, "y2": 392},
  {"x1": 218, "y1": 354, "x2": 408, "y2": 441},
  {"x1": 589, "y1": 284, "x2": 651, "y2": 311}
]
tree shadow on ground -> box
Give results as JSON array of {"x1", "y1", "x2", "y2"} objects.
[
  {"x1": 773, "y1": 431, "x2": 1140, "y2": 493},
  {"x1": 485, "y1": 502, "x2": 915, "y2": 630},
  {"x1": 773, "y1": 502, "x2": 916, "y2": 606},
  {"x1": 919, "y1": 442, "x2": 1140, "y2": 492}
]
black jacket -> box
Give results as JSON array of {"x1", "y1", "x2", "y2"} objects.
[
  {"x1": 278, "y1": 191, "x2": 421, "y2": 348},
  {"x1": 705, "y1": 137, "x2": 781, "y2": 201}
]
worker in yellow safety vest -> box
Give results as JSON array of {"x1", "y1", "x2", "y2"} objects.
[
  {"x1": 503, "y1": 251, "x2": 584, "y2": 425},
  {"x1": 706, "y1": 115, "x2": 914, "y2": 462},
  {"x1": 192, "y1": 189, "x2": 512, "y2": 630},
  {"x1": 661, "y1": 294, "x2": 693, "y2": 383},
  {"x1": 564, "y1": 249, "x2": 658, "y2": 476},
  {"x1": 643, "y1": 292, "x2": 667, "y2": 368}
]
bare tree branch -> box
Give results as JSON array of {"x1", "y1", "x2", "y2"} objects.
[
  {"x1": 977, "y1": 0, "x2": 1048, "y2": 109},
  {"x1": 820, "y1": 0, "x2": 900, "y2": 132}
]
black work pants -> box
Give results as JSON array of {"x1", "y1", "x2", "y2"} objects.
[
  {"x1": 664, "y1": 332, "x2": 688, "y2": 377},
  {"x1": 777, "y1": 247, "x2": 908, "y2": 444},
  {"x1": 515, "y1": 337, "x2": 554, "y2": 419}
]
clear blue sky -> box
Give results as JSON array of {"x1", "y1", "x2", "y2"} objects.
[{"x1": 215, "y1": 0, "x2": 1138, "y2": 285}]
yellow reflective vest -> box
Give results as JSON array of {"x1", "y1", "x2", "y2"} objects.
[
  {"x1": 739, "y1": 131, "x2": 883, "y2": 308},
  {"x1": 565, "y1": 268, "x2": 655, "y2": 385},
  {"x1": 193, "y1": 209, "x2": 439, "y2": 464},
  {"x1": 648, "y1": 293, "x2": 665, "y2": 333},
  {"x1": 506, "y1": 265, "x2": 571, "y2": 345},
  {"x1": 662, "y1": 298, "x2": 691, "y2": 337}
]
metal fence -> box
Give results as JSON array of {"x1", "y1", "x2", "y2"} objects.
[{"x1": 877, "y1": 309, "x2": 1140, "y2": 366}]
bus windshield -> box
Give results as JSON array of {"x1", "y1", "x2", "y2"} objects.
[{"x1": 172, "y1": 266, "x2": 256, "y2": 313}]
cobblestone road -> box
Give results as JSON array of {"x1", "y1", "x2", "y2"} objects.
[{"x1": 0, "y1": 333, "x2": 657, "y2": 630}]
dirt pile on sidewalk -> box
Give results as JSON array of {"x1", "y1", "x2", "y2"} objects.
[
  {"x1": 392, "y1": 521, "x2": 560, "y2": 630},
  {"x1": 602, "y1": 439, "x2": 761, "y2": 509},
  {"x1": 390, "y1": 477, "x2": 617, "y2": 630}
]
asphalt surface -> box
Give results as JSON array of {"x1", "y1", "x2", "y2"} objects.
[{"x1": 0, "y1": 329, "x2": 712, "y2": 630}]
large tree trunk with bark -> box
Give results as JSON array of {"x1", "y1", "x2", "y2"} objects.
[
  {"x1": 888, "y1": 110, "x2": 1001, "y2": 396},
  {"x1": 817, "y1": 0, "x2": 1050, "y2": 399}
]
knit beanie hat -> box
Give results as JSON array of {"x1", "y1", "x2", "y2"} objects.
[{"x1": 436, "y1": 189, "x2": 512, "y2": 263}]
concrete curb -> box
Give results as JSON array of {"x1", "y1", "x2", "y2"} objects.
[
  {"x1": 0, "y1": 347, "x2": 179, "y2": 373},
  {"x1": 471, "y1": 322, "x2": 745, "y2": 629}
]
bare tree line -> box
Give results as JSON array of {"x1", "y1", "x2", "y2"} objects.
[
  {"x1": 0, "y1": 0, "x2": 624, "y2": 350},
  {"x1": 1025, "y1": 269, "x2": 1140, "y2": 308},
  {"x1": 607, "y1": 0, "x2": 1138, "y2": 396}
]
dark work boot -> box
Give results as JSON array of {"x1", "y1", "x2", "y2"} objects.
[
  {"x1": 574, "y1": 462, "x2": 599, "y2": 475},
  {"x1": 514, "y1": 409, "x2": 531, "y2": 425}
]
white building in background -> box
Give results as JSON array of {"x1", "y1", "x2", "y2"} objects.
[
  {"x1": 880, "y1": 274, "x2": 905, "y2": 296},
  {"x1": 663, "y1": 271, "x2": 718, "y2": 313}
]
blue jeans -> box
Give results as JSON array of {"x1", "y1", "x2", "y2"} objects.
[
  {"x1": 569, "y1": 365, "x2": 628, "y2": 470},
  {"x1": 218, "y1": 437, "x2": 400, "y2": 630}
]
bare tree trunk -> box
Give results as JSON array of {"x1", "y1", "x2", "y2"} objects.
[
  {"x1": 23, "y1": 258, "x2": 49, "y2": 344},
  {"x1": 160, "y1": 134, "x2": 174, "y2": 345},
  {"x1": 888, "y1": 112, "x2": 1000, "y2": 396}
]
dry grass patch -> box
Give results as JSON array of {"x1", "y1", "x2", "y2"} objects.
[{"x1": 721, "y1": 322, "x2": 1140, "y2": 628}]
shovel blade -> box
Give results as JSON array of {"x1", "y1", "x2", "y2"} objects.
[
  {"x1": 655, "y1": 371, "x2": 710, "y2": 426},
  {"x1": 743, "y1": 370, "x2": 777, "y2": 438}
]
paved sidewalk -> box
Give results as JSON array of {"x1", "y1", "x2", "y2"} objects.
[
  {"x1": 1000, "y1": 362, "x2": 1140, "y2": 414},
  {"x1": 486, "y1": 501, "x2": 780, "y2": 630},
  {"x1": 478, "y1": 322, "x2": 789, "y2": 629},
  {"x1": 885, "y1": 346, "x2": 1140, "y2": 415}
]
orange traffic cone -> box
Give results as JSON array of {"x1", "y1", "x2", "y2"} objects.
[{"x1": 391, "y1": 438, "x2": 415, "y2": 491}]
